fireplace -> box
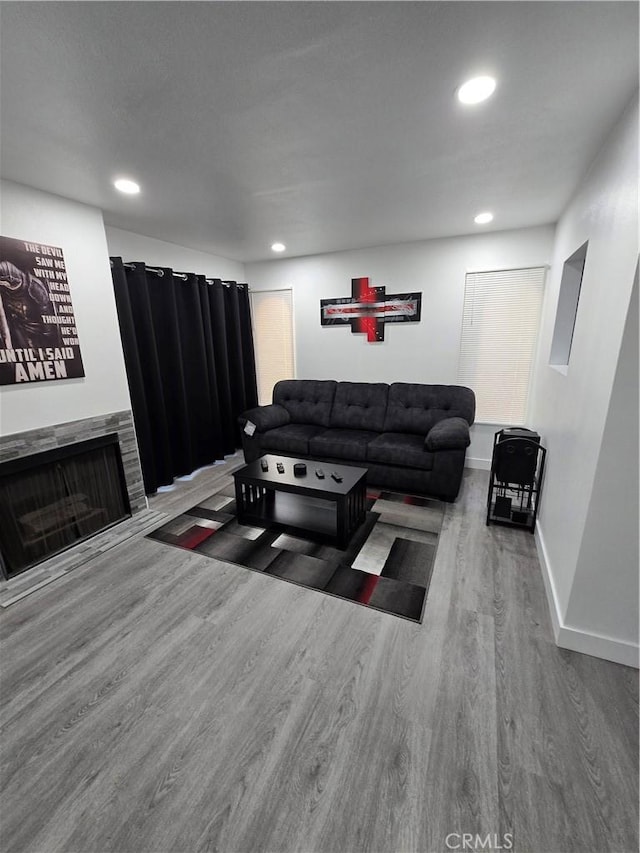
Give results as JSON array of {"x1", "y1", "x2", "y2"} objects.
[{"x1": 0, "y1": 434, "x2": 131, "y2": 579}]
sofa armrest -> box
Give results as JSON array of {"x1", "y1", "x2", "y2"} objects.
[
  {"x1": 425, "y1": 417, "x2": 471, "y2": 451},
  {"x1": 240, "y1": 404, "x2": 290, "y2": 433}
]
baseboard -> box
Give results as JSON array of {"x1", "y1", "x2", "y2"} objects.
[
  {"x1": 535, "y1": 522, "x2": 639, "y2": 669},
  {"x1": 555, "y1": 624, "x2": 639, "y2": 668},
  {"x1": 464, "y1": 456, "x2": 491, "y2": 470},
  {"x1": 534, "y1": 522, "x2": 563, "y2": 640}
]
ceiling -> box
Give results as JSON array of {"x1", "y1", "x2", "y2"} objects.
[{"x1": 0, "y1": 2, "x2": 637, "y2": 262}]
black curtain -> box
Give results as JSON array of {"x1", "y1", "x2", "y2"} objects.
[{"x1": 110, "y1": 258, "x2": 258, "y2": 493}]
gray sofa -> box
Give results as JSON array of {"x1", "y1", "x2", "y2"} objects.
[{"x1": 239, "y1": 380, "x2": 475, "y2": 501}]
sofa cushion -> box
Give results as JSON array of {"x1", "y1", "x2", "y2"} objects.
[
  {"x1": 330, "y1": 382, "x2": 389, "y2": 432},
  {"x1": 260, "y1": 424, "x2": 327, "y2": 456},
  {"x1": 367, "y1": 433, "x2": 435, "y2": 471},
  {"x1": 383, "y1": 383, "x2": 476, "y2": 435},
  {"x1": 273, "y1": 379, "x2": 337, "y2": 427},
  {"x1": 309, "y1": 429, "x2": 378, "y2": 462},
  {"x1": 425, "y1": 417, "x2": 471, "y2": 451}
]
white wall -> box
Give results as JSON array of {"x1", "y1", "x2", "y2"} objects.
[
  {"x1": 531, "y1": 96, "x2": 639, "y2": 665},
  {"x1": 106, "y1": 226, "x2": 245, "y2": 282},
  {"x1": 246, "y1": 225, "x2": 555, "y2": 465},
  {"x1": 0, "y1": 181, "x2": 133, "y2": 436},
  {"x1": 565, "y1": 271, "x2": 638, "y2": 649}
]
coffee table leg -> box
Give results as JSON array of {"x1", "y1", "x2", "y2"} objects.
[
  {"x1": 336, "y1": 495, "x2": 347, "y2": 549},
  {"x1": 337, "y1": 481, "x2": 367, "y2": 549},
  {"x1": 235, "y1": 479, "x2": 246, "y2": 524},
  {"x1": 356, "y1": 481, "x2": 366, "y2": 527}
]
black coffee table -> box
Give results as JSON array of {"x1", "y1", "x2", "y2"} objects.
[{"x1": 233, "y1": 454, "x2": 367, "y2": 549}]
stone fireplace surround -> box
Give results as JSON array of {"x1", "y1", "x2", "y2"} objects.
[
  {"x1": 0, "y1": 409, "x2": 147, "y2": 517},
  {"x1": 0, "y1": 410, "x2": 148, "y2": 598}
]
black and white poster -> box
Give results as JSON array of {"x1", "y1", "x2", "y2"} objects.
[{"x1": 0, "y1": 235, "x2": 84, "y2": 385}]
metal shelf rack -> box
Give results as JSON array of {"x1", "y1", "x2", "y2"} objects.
[{"x1": 486, "y1": 429, "x2": 546, "y2": 534}]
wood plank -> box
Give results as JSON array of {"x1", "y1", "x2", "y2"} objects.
[{"x1": 0, "y1": 461, "x2": 636, "y2": 853}]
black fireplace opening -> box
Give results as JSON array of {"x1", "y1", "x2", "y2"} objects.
[{"x1": 0, "y1": 434, "x2": 132, "y2": 579}]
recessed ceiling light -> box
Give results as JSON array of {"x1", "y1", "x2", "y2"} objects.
[
  {"x1": 113, "y1": 178, "x2": 141, "y2": 195},
  {"x1": 474, "y1": 211, "x2": 494, "y2": 225},
  {"x1": 271, "y1": 242, "x2": 286, "y2": 253},
  {"x1": 457, "y1": 76, "x2": 496, "y2": 105}
]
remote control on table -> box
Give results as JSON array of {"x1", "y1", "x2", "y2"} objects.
[
  {"x1": 331, "y1": 472, "x2": 343, "y2": 482},
  {"x1": 260, "y1": 459, "x2": 269, "y2": 471},
  {"x1": 315, "y1": 469, "x2": 325, "y2": 479},
  {"x1": 277, "y1": 462, "x2": 285, "y2": 473}
]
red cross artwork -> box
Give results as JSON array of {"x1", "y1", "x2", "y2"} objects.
[{"x1": 320, "y1": 277, "x2": 422, "y2": 342}]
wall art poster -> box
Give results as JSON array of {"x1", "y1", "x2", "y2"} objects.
[
  {"x1": 0, "y1": 235, "x2": 84, "y2": 385},
  {"x1": 320, "y1": 276, "x2": 422, "y2": 342}
]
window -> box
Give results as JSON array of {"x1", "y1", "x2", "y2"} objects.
[
  {"x1": 457, "y1": 267, "x2": 546, "y2": 424},
  {"x1": 250, "y1": 288, "x2": 295, "y2": 405},
  {"x1": 549, "y1": 241, "x2": 587, "y2": 368}
]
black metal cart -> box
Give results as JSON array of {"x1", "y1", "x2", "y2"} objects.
[{"x1": 486, "y1": 428, "x2": 546, "y2": 533}]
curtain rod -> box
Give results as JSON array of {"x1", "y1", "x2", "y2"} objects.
[
  {"x1": 111, "y1": 258, "x2": 245, "y2": 288},
  {"x1": 136, "y1": 265, "x2": 189, "y2": 280}
]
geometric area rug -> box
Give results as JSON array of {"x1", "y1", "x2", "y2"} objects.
[{"x1": 147, "y1": 482, "x2": 444, "y2": 623}]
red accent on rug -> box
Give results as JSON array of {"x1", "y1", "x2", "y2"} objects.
[
  {"x1": 177, "y1": 525, "x2": 216, "y2": 549},
  {"x1": 357, "y1": 573, "x2": 379, "y2": 605}
]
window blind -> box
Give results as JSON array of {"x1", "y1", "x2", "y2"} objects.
[
  {"x1": 457, "y1": 267, "x2": 546, "y2": 424},
  {"x1": 250, "y1": 288, "x2": 295, "y2": 405}
]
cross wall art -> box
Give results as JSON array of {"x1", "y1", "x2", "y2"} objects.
[{"x1": 320, "y1": 277, "x2": 422, "y2": 342}]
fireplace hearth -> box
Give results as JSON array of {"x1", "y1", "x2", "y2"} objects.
[{"x1": 0, "y1": 434, "x2": 131, "y2": 579}]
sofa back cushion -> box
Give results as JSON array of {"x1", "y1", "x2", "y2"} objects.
[
  {"x1": 330, "y1": 382, "x2": 389, "y2": 431},
  {"x1": 383, "y1": 383, "x2": 476, "y2": 435},
  {"x1": 273, "y1": 379, "x2": 337, "y2": 427}
]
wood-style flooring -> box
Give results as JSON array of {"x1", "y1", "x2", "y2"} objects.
[{"x1": 1, "y1": 460, "x2": 637, "y2": 853}]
